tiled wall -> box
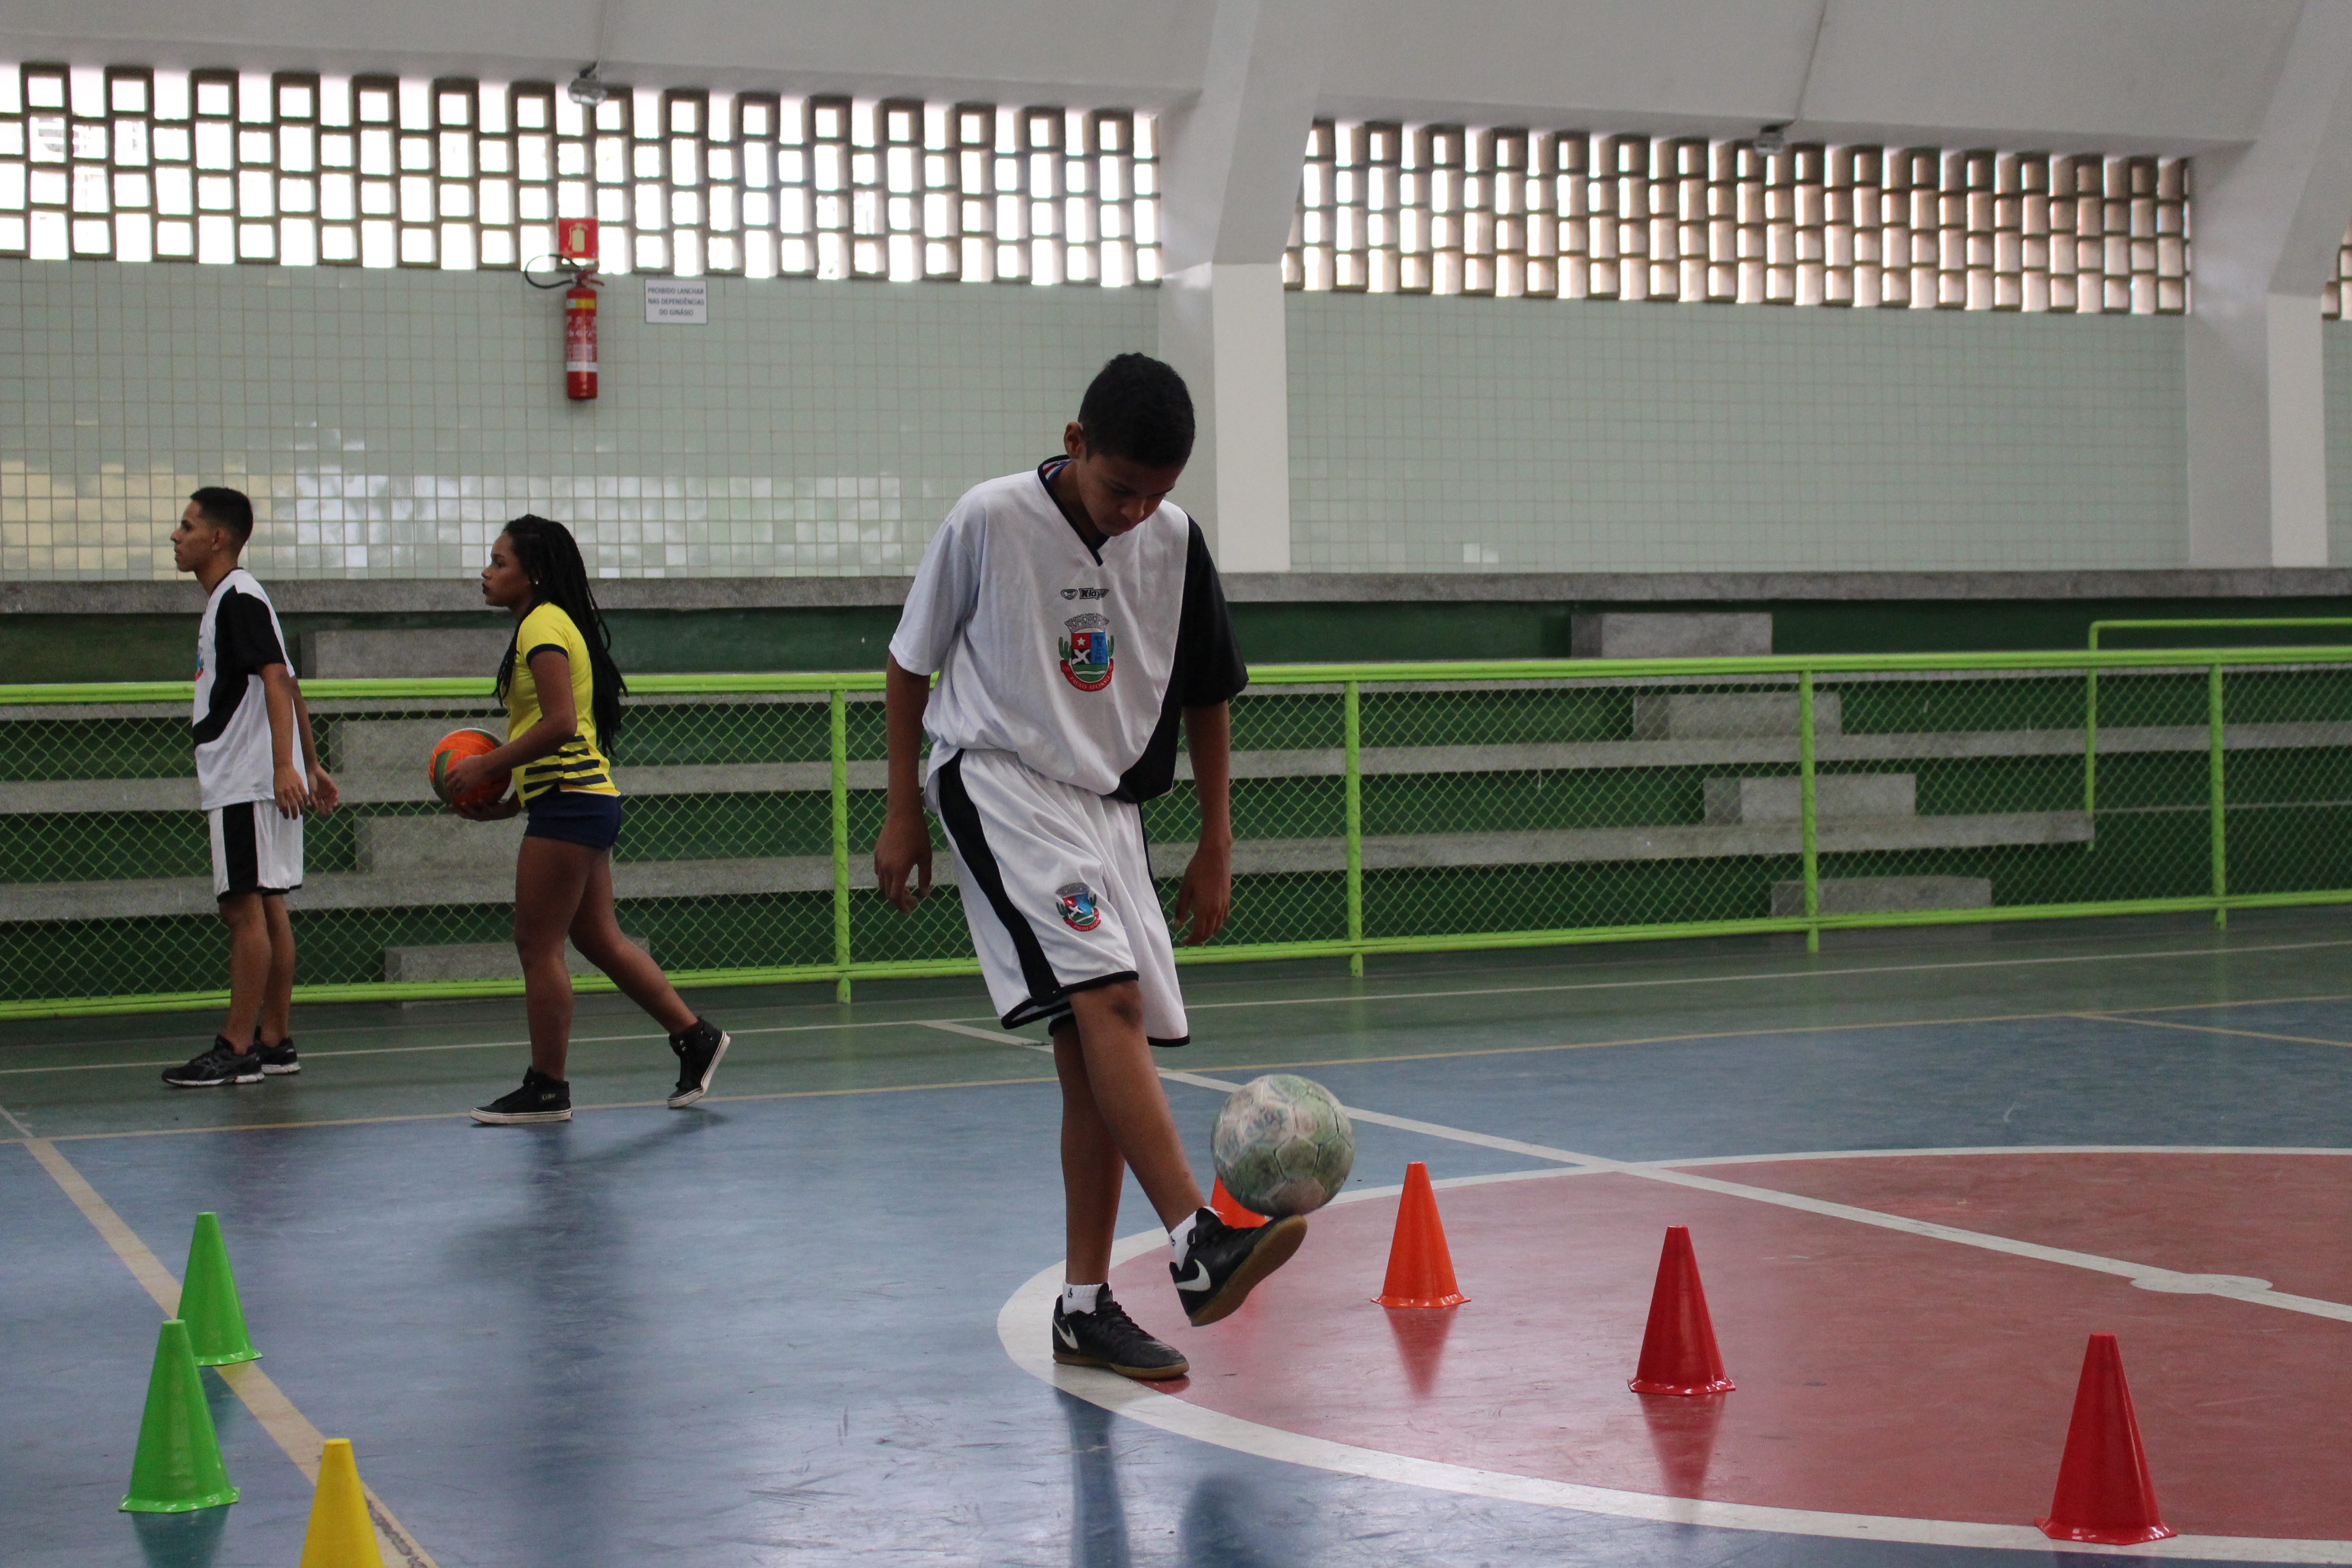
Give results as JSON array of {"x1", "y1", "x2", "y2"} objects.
[
  {"x1": 1285, "y1": 292, "x2": 2190, "y2": 572},
  {"x1": 1, "y1": 256, "x2": 2207, "y2": 578},
  {"x1": 0, "y1": 259, "x2": 1152, "y2": 578}
]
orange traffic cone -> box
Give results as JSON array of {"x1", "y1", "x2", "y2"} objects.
[
  {"x1": 2037, "y1": 1333, "x2": 2174, "y2": 1544},
  {"x1": 1209, "y1": 1177, "x2": 1266, "y2": 1230},
  {"x1": 1374, "y1": 1162, "x2": 1467, "y2": 1308},
  {"x1": 1627, "y1": 1226, "x2": 1734, "y2": 1395}
]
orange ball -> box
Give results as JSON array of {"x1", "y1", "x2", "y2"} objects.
[{"x1": 427, "y1": 728, "x2": 509, "y2": 808}]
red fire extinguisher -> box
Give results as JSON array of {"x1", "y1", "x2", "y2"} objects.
[
  {"x1": 553, "y1": 217, "x2": 602, "y2": 401},
  {"x1": 565, "y1": 279, "x2": 600, "y2": 401}
]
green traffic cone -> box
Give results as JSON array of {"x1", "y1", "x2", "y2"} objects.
[
  {"x1": 121, "y1": 1319, "x2": 239, "y2": 1512},
  {"x1": 179, "y1": 1212, "x2": 259, "y2": 1367}
]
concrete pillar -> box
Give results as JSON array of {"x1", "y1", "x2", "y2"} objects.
[
  {"x1": 2185, "y1": 0, "x2": 2352, "y2": 566},
  {"x1": 1157, "y1": 263, "x2": 1292, "y2": 570},
  {"x1": 1152, "y1": 0, "x2": 1334, "y2": 571}
]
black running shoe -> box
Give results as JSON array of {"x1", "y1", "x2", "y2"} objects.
[
  {"x1": 1052, "y1": 1290, "x2": 1189, "y2": 1381},
  {"x1": 251, "y1": 1035, "x2": 300, "y2": 1075},
  {"x1": 471, "y1": 1067, "x2": 572, "y2": 1124},
  {"x1": 1171, "y1": 1209, "x2": 1308, "y2": 1327},
  {"x1": 666, "y1": 1019, "x2": 729, "y2": 1108},
  {"x1": 162, "y1": 1037, "x2": 263, "y2": 1088}
]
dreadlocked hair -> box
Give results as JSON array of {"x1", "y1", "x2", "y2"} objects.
[{"x1": 494, "y1": 515, "x2": 627, "y2": 751}]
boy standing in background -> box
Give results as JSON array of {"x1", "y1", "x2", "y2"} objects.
[{"x1": 162, "y1": 487, "x2": 338, "y2": 1088}]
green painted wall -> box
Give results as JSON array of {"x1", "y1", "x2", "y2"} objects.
[{"x1": 8, "y1": 594, "x2": 2352, "y2": 686}]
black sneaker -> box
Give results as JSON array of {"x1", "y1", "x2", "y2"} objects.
[
  {"x1": 251, "y1": 1034, "x2": 300, "y2": 1075},
  {"x1": 162, "y1": 1037, "x2": 263, "y2": 1088},
  {"x1": 1171, "y1": 1209, "x2": 1308, "y2": 1327},
  {"x1": 471, "y1": 1067, "x2": 572, "y2": 1124},
  {"x1": 1052, "y1": 1290, "x2": 1189, "y2": 1382},
  {"x1": 666, "y1": 1019, "x2": 730, "y2": 1108}
]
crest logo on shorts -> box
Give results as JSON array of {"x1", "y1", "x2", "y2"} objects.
[
  {"x1": 1055, "y1": 882, "x2": 1103, "y2": 931},
  {"x1": 1058, "y1": 613, "x2": 1114, "y2": 692}
]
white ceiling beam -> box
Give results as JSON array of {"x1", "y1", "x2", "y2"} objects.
[
  {"x1": 1158, "y1": 0, "x2": 1333, "y2": 269},
  {"x1": 0, "y1": 0, "x2": 2309, "y2": 153},
  {"x1": 1798, "y1": 0, "x2": 2300, "y2": 151},
  {"x1": 1314, "y1": 0, "x2": 2299, "y2": 151},
  {"x1": 2185, "y1": 0, "x2": 2352, "y2": 567},
  {"x1": 1155, "y1": 0, "x2": 1334, "y2": 573},
  {"x1": 0, "y1": 1, "x2": 1213, "y2": 107}
]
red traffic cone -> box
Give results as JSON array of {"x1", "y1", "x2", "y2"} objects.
[
  {"x1": 1374, "y1": 1162, "x2": 1468, "y2": 1308},
  {"x1": 2037, "y1": 1333, "x2": 2174, "y2": 1545},
  {"x1": 1628, "y1": 1226, "x2": 1735, "y2": 1395},
  {"x1": 1209, "y1": 1177, "x2": 1267, "y2": 1230}
]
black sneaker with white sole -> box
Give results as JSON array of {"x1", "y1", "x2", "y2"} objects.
[
  {"x1": 251, "y1": 1035, "x2": 300, "y2": 1075},
  {"x1": 471, "y1": 1067, "x2": 572, "y2": 1124},
  {"x1": 1171, "y1": 1209, "x2": 1308, "y2": 1327},
  {"x1": 666, "y1": 1019, "x2": 729, "y2": 1107},
  {"x1": 1051, "y1": 1290, "x2": 1189, "y2": 1381},
  {"x1": 162, "y1": 1037, "x2": 264, "y2": 1088}
]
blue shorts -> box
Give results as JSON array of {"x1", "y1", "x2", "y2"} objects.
[{"x1": 523, "y1": 790, "x2": 623, "y2": 851}]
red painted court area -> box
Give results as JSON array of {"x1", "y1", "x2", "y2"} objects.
[{"x1": 1106, "y1": 1153, "x2": 2352, "y2": 1540}]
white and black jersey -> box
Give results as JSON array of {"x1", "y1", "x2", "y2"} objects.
[
  {"x1": 888, "y1": 458, "x2": 1248, "y2": 801},
  {"x1": 192, "y1": 568, "x2": 294, "y2": 811}
]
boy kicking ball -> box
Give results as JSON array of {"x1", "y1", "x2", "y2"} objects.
[{"x1": 873, "y1": 353, "x2": 1303, "y2": 1382}]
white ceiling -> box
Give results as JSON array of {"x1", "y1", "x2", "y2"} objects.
[{"x1": 0, "y1": 0, "x2": 2302, "y2": 153}]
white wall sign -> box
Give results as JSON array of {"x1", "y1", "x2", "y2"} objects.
[{"x1": 644, "y1": 279, "x2": 709, "y2": 324}]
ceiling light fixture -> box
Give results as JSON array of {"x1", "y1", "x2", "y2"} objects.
[
  {"x1": 567, "y1": 64, "x2": 608, "y2": 107},
  {"x1": 1752, "y1": 123, "x2": 1788, "y2": 157}
]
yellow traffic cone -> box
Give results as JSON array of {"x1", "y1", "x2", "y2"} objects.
[{"x1": 297, "y1": 1439, "x2": 385, "y2": 1568}]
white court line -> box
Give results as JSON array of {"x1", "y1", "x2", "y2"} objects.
[
  {"x1": 1151, "y1": 1068, "x2": 2352, "y2": 1323},
  {"x1": 2085, "y1": 1014, "x2": 2352, "y2": 1050},
  {"x1": 1656, "y1": 1145, "x2": 2352, "y2": 1167},
  {"x1": 921, "y1": 1019, "x2": 1050, "y2": 1051},
  {"x1": 919, "y1": 1017, "x2": 2352, "y2": 1323},
  {"x1": 6, "y1": 1102, "x2": 437, "y2": 1566},
  {"x1": 1178, "y1": 936, "x2": 2352, "y2": 1016},
  {"x1": 0, "y1": 1014, "x2": 953, "y2": 1076},
  {"x1": 998, "y1": 1166, "x2": 2352, "y2": 1561},
  {"x1": 11, "y1": 933, "x2": 2350, "y2": 1075}
]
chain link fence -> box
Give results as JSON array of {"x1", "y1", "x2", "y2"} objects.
[{"x1": 4, "y1": 648, "x2": 2350, "y2": 1017}]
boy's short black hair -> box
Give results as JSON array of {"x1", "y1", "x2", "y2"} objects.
[
  {"x1": 189, "y1": 487, "x2": 255, "y2": 548},
  {"x1": 1076, "y1": 353, "x2": 1194, "y2": 468}
]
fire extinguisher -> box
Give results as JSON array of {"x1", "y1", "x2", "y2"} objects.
[
  {"x1": 565, "y1": 279, "x2": 600, "y2": 401},
  {"x1": 533, "y1": 216, "x2": 604, "y2": 401}
]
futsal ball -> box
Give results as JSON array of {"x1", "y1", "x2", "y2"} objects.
[
  {"x1": 427, "y1": 728, "x2": 508, "y2": 808},
  {"x1": 1211, "y1": 1074, "x2": 1356, "y2": 1218}
]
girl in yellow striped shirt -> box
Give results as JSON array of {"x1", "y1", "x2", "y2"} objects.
[{"x1": 444, "y1": 514, "x2": 729, "y2": 1122}]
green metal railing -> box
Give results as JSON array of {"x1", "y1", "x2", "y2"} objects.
[
  {"x1": 2082, "y1": 621, "x2": 2352, "y2": 898},
  {"x1": 5, "y1": 643, "x2": 2352, "y2": 1019}
]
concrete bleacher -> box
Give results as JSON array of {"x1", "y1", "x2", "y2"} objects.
[
  {"x1": 1, "y1": 613, "x2": 2340, "y2": 972},
  {"x1": 6, "y1": 674, "x2": 2336, "y2": 925}
]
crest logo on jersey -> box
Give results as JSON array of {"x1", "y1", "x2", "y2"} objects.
[
  {"x1": 1055, "y1": 882, "x2": 1103, "y2": 931},
  {"x1": 1058, "y1": 612, "x2": 1115, "y2": 692}
]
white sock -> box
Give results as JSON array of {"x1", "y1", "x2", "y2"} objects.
[
  {"x1": 1168, "y1": 1208, "x2": 1209, "y2": 1265},
  {"x1": 1060, "y1": 1283, "x2": 1104, "y2": 1315}
]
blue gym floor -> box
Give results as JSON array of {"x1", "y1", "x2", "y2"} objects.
[{"x1": 6, "y1": 910, "x2": 2351, "y2": 1567}]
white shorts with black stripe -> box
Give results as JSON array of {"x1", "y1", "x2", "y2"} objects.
[
  {"x1": 928, "y1": 748, "x2": 1187, "y2": 1045},
  {"x1": 208, "y1": 800, "x2": 304, "y2": 900}
]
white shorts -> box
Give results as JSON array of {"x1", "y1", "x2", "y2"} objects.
[
  {"x1": 928, "y1": 748, "x2": 1188, "y2": 1045},
  {"x1": 208, "y1": 800, "x2": 304, "y2": 900}
]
